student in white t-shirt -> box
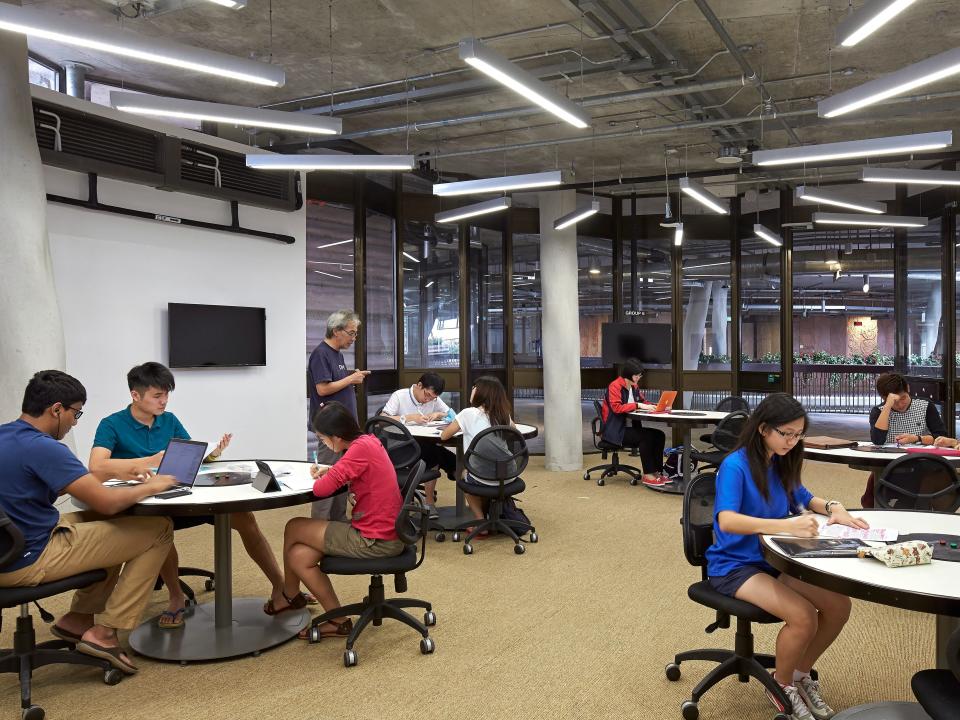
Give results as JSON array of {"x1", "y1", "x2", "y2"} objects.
[{"x1": 440, "y1": 376, "x2": 516, "y2": 527}]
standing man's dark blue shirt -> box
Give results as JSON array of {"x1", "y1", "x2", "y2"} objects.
[{"x1": 308, "y1": 340, "x2": 356, "y2": 420}]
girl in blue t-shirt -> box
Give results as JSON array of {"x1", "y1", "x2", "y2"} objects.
[{"x1": 706, "y1": 393, "x2": 868, "y2": 720}]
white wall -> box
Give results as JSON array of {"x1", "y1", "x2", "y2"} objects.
[{"x1": 44, "y1": 165, "x2": 307, "y2": 463}]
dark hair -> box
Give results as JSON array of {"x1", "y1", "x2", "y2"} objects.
[
  {"x1": 620, "y1": 358, "x2": 644, "y2": 379},
  {"x1": 21, "y1": 370, "x2": 87, "y2": 417},
  {"x1": 312, "y1": 401, "x2": 363, "y2": 441},
  {"x1": 127, "y1": 362, "x2": 176, "y2": 393},
  {"x1": 734, "y1": 393, "x2": 808, "y2": 502},
  {"x1": 876, "y1": 372, "x2": 908, "y2": 398},
  {"x1": 418, "y1": 373, "x2": 445, "y2": 394},
  {"x1": 470, "y1": 375, "x2": 512, "y2": 427}
]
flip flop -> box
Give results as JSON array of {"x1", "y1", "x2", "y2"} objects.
[
  {"x1": 157, "y1": 608, "x2": 186, "y2": 629},
  {"x1": 297, "y1": 618, "x2": 352, "y2": 640},
  {"x1": 302, "y1": 592, "x2": 319, "y2": 606},
  {"x1": 50, "y1": 625, "x2": 84, "y2": 644},
  {"x1": 263, "y1": 591, "x2": 308, "y2": 616},
  {"x1": 76, "y1": 640, "x2": 138, "y2": 675}
]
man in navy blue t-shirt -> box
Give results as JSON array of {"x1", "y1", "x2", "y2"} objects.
[{"x1": 0, "y1": 370, "x2": 176, "y2": 675}]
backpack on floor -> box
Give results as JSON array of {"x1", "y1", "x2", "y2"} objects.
[
  {"x1": 663, "y1": 446, "x2": 695, "y2": 483},
  {"x1": 496, "y1": 496, "x2": 532, "y2": 535}
]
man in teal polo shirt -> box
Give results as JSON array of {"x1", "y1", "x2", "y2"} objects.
[{"x1": 89, "y1": 362, "x2": 313, "y2": 628}]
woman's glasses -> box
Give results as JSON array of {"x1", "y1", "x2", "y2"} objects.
[{"x1": 771, "y1": 427, "x2": 805, "y2": 442}]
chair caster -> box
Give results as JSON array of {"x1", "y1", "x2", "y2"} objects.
[
  {"x1": 452, "y1": 532, "x2": 461, "y2": 542},
  {"x1": 308, "y1": 626, "x2": 321, "y2": 644},
  {"x1": 596, "y1": 478, "x2": 605, "y2": 486},
  {"x1": 22, "y1": 705, "x2": 44, "y2": 720},
  {"x1": 463, "y1": 544, "x2": 473, "y2": 555},
  {"x1": 204, "y1": 579, "x2": 215, "y2": 592},
  {"x1": 665, "y1": 663, "x2": 681, "y2": 681},
  {"x1": 583, "y1": 472, "x2": 590, "y2": 480},
  {"x1": 529, "y1": 532, "x2": 539, "y2": 543},
  {"x1": 681, "y1": 700, "x2": 699, "y2": 720},
  {"x1": 514, "y1": 543, "x2": 525, "y2": 555},
  {"x1": 424, "y1": 610, "x2": 437, "y2": 626},
  {"x1": 774, "y1": 715, "x2": 790, "y2": 720},
  {"x1": 434, "y1": 532, "x2": 446, "y2": 542},
  {"x1": 103, "y1": 668, "x2": 124, "y2": 685},
  {"x1": 343, "y1": 649, "x2": 358, "y2": 667},
  {"x1": 629, "y1": 477, "x2": 638, "y2": 486},
  {"x1": 420, "y1": 637, "x2": 435, "y2": 654}
]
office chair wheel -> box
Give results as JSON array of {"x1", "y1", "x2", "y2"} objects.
[
  {"x1": 680, "y1": 700, "x2": 699, "y2": 720},
  {"x1": 665, "y1": 663, "x2": 681, "y2": 681},
  {"x1": 463, "y1": 543, "x2": 473, "y2": 555},
  {"x1": 420, "y1": 637, "x2": 435, "y2": 654},
  {"x1": 103, "y1": 668, "x2": 124, "y2": 686},
  {"x1": 629, "y1": 477, "x2": 638, "y2": 486},
  {"x1": 22, "y1": 706, "x2": 44, "y2": 720},
  {"x1": 424, "y1": 611, "x2": 437, "y2": 626},
  {"x1": 308, "y1": 626, "x2": 322, "y2": 644},
  {"x1": 583, "y1": 472, "x2": 590, "y2": 480},
  {"x1": 596, "y1": 478, "x2": 605, "y2": 486},
  {"x1": 529, "y1": 532, "x2": 539, "y2": 543},
  {"x1": 452, "y1": 532, "x2": 461, "y2": 542},
  {"x1": 514, "y1": 543, "x2": 525, "y2": 555},
  {"x1": 204, "y1": 579, "x2": 215, "y2": 592},
  {"x1": 343, "y1": 649, "x2": 358, "y2": 667},
  {"x1": 434, "y1": 532, "x2": 446, "y2": 542}
]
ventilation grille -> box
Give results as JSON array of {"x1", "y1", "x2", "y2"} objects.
[{"x1": 181, "y1": 144, "x2": 290, "y2": 202}]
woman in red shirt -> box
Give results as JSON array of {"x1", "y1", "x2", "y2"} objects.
[{"x1": 267, "y1": 402, "x2": 403, "y2": 639}]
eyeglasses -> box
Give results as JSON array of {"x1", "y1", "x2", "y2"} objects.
[
  {"x1": 66, "y1": 405, "x2": 84, "y2": 420},
  {"x1": 339, "y1": 328, "x2": 358, "y2": 338},
  {"x1": 771, "y1": 427, "x2": 805, "y2": 442}
]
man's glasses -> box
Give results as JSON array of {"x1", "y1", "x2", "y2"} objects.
[
  {"x1": 771, "y1": 427, "x2": 805, "y2": 442},
  {"x1": 339, "y1": 328, "x2": 358, "y2": 338},
  {"x1": 66, "y1": 406, "x2": 84, "y2": 420}
]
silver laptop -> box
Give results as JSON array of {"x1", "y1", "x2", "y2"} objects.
[{"x1": 153, "y1": 438, "x2": 207, "y2": 499}]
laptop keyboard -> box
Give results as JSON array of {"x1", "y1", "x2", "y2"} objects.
[{"x1": 154, "y1": 487, "x2": 193, "y2": 500}]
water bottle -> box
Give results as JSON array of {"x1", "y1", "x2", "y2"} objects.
[{"x1": 446, "y1": 408, "x2": 456, "y2": 422}]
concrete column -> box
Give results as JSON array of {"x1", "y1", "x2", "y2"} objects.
[
  {"x1": 711, "y1": 282, "x2": 729, "y2": 358},
  {"x1": 0, "y1": 6, "x2": 69, "y2": 426},
  {"x1": 920, "y1": 281, "x2": 942, "y2": 359},
  {"x1": 682, "y1": 282, "x2": 712, "y2": 407},
  {"x1": 539, "y1": 190, "x2": 583, "y2": 471}
]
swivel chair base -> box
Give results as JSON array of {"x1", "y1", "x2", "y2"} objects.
[
  {"x1": 584, "y1": 451, "x2": 644, "y2": 487},
  {"x1": 451, "y1": 496, "x2": 538, "y2": 555}
]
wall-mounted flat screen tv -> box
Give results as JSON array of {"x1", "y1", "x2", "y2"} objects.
[
  {"x1": 168, "y1": 303, "x2": 266, "y2": 368},
  {"x1": 601, "y1": 322, "x2": 672, "y2": 365}
]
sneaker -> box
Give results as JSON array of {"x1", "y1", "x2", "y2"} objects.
[
  {"x1": 424, "y1": 504, "x2": 440, "y2": 519},
  {"x1": 765, "y1": 681, "x2": 814, "y2": 720},
  {"x1": 642, "y1": 475, "x2": 669, "y2": 488},
  {"x1": 797, "y1": 676, "x2": 835, "y2": 720}
]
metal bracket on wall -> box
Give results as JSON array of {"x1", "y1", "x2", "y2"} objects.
[{"x1": 46, "y1": 173, "x2": 296, "y2": 245}]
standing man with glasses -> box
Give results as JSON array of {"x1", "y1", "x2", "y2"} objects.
[{"x1": 308, "y1": 310, "x2": 368, "y2": 520}]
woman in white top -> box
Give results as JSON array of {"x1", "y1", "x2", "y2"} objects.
[{"x1": 440, "y1": 376, "x2": 515, "y2": 525}]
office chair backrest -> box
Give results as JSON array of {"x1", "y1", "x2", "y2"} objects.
[
  {"x1": 710, "y1": 410, "x2": 750, "y2": 454},
  {"x1": 464, "y1": 426, "x2": 529, "y2": 484},
  {"x1": 395, "y1": 461, "x2": 429, "y2": 546},
  {"x1": 682, "y1": 472, "x2": 717, "y2": 572},
  {"x1": 591, "y1": 399, "x2": 606, "y2": 449},
  {"x1": 714, "y1": 396, "x2": 750, "y2": 413},
  {"x1": 364, "y1": 415, "x2": 422, "y2": 472},
  {"x1": 949, "y1": 626, "x2": 960, "y2": 681},
  {"x1": 0, "y1": 508, "x2": 26, "y2": 572},
  {"x1": 876, "y1": 454, "x2": 960, "y2": 512},
  {"x1": 373, "y1": 404, "x2": 386, "y2": 417}
]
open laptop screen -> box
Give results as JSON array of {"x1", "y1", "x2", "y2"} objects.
[{"x1": 156, "y1": 438, "x2": 207, "y2": 487}]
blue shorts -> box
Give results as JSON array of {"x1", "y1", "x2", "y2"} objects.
[{"x1": 709, "y1": 564, "x2": 780, "y2": 597}]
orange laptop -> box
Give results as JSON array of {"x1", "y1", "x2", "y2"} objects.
[{"x1": 651, "y1": 390, "x2": 677, "y2": 413}]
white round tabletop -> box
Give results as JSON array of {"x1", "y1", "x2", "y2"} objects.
[
  {"x1": 629, "y1": 409, "x2": 729, "y2": 425},
  {"x1": 804, "y1": 441, "x2": 960, "y2": 468},
  {"x1": 405, "y1": 422, "x2": 538, "y2": 441},
  {"x1": 761, "y1": 509, "x2": 960, "y2": 616}
]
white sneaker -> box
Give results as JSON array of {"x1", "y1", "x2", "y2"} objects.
[
  {"x1": 765, "y1": 681, "x2": 814, "y2": 720},
  {"x1": 797, "y1": 676, "x2": 835, "y2": 720}
]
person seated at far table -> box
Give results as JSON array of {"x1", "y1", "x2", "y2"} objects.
[
  {"x1": 272, "y1": 402, "x2": 404, "y2": 640},
  {"x1": 382, "y1": 372, "x2": 457, "y2": 518},
  {"x1": 862, "y1": 372, "x2": 948, "y2": 507},
  {"x1": 600, "y1": 358, "x2": 667, "y2": 488},
  {"x1": 0, "y1": 370, "x2": 177, "y2": 676},
  {"x1": 88, "y1": 361, "x2": 314, "y2": 628}
]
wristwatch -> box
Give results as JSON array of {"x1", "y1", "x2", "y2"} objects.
[{"x1": 824, "y1": 500, "x2": 842, "y2": 515}]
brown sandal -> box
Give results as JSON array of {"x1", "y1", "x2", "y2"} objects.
[
  {"x1": 263, "y1": 591, "x2": 309, "y2": 616},
  {"x1": 298, "y1": 618, "x2": 352, "y2": 640}
]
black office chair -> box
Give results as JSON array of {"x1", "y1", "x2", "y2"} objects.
[
  {"x1": 700, "y1": 397, "x2": 750, "y2": 444},
  {"x1": 665, "y1": 471, "x2": 795, "y2": 720},
  {"x1": 691, "y1": 411, "x2": 749, "y2": 471},
  {"x1": 911, "y1": 626, "x2": 960, "y2": 720},
  {"x1": 0, "y1": 511, "x2": 124, "y2": 720},
  {"x1": 584, "y1": 399, "x2": 644, "y2": 486},
  {"x1": 451, "y1": 425, "x2": 538, "y2": 555},
  {"x1": 305, "y1": 462, "x2": 435, "y2": 667},
  {"x1": 875, "y1": 454, "x2": 960, "y2": 512}
]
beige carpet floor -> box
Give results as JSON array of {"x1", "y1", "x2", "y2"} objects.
[{"x1": 0, "y1": 458, "x2": 935, "y2": 720}]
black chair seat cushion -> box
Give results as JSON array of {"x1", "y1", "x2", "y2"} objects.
[
  {"x1": 690, "y1": 450, "x2": 726, "y2": 466},
  {"x1": 421, "y1": 468, "x2": 441, "y2": 482},
  {"x1": 597, "y1": 440, "x2": 622, "y2": 451},
  {"x1": 454, "y1": 477, "x2": 526, "y2": 498},
  {"x1": 321, "y1": 545, "x2": 417, "y2": 576},
  {"x1": 912, "y1": 669, "x2": 960, "y2": 719},
  {"x1": 687, "y1": 580, "x2": 781, "y2": 624},
  {"x1": 0, "y1": 569, "x2": 108, "y2": 609}
]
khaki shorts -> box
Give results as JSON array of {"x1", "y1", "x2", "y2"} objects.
[{"x1": 323, "y1": 521, "x2": 404, "y2": 559}]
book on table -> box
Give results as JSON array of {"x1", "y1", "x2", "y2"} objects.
[
  {"x1": 803, "y1": 436, "x2": 859, "y2": 450},
  {"x1": 772, "y1": 537, "x2": 867, "y2": 558}
]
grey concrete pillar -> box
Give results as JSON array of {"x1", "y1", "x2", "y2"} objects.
[
  {"x1": 0, "y1": 5, "x2": 69, "y2": 426},
  {"x1": 539, "y1": 190, "x2": 583, "y2": 471},
  {"x1": 711, "y1": 282, "x2": 729, "y2": 357},
  {"x1": 683, "y1": 282, "x2": 712, "y2": 407},
  {"x1": 921, "y1": 281, "x2": 941, "y2": 359}
]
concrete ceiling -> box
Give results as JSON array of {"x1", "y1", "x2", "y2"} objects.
[{"x1": 22, "y1": 0, "x2": 960, "y2": 190}]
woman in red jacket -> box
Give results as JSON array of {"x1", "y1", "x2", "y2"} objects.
[
  {"x1": 266, "y1": 401, "x2": 403, "y2": 640},
  {"x1": 600, "y1": 358, "x2": 668, "y2": 487}
]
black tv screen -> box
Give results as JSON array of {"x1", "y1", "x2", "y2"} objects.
[
  {"x1": 168, "y1": 303, "x2": 266, "y2": 368},
  {"x1": 601, "y1": 323, "x2": 672, "y2": 365}
]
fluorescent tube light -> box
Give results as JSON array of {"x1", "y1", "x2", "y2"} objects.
[
  {"x1": 458, "y1": 38, "x2": 590, "y2": 129},
  {"x1": 813, "y1": 211, "x2": 927, "y2": 228},
  {"x1": 313, "y1": 270, "x2": 343, "y2": 279},
  {"x1": 753, "y1": 223, "x2": 783, "y2": 247},
  {"x1": 795, "y1": 185, "x2": 885, "y2": 214},
  {"x1": 111, "y1": 92, "x2": 340, "y2": 135},
  {"x1": 433, "y1": 170, "x2": 562, "y2": 197},
  {"x1": 820, "y1": 47, "x2": 960, "y2": 117},
  {"x1": 0, "y1": 4, "x2": 284, "y2": 86},
  {"x1": 205, "y1": 0, "x2": 248, "y2": 7},
  {"x1": 435, "y1": 197, "x2": 512, "y2": 224},
  {"x1": 425, "y1": 281, "x2": 435, "y2": 288},
  {"x1": 316, "y1": 239, "x2": 353, "y2": 249},
  {"x1": 679, "y1": 177, "x2": 729, "y2": 215},
  {"x1": 836, "y1": 0, "x2": 917, "y2": 47},
  {"x1": 554, "y1": 200, "x2": 600, "y2": 230},
  {"x1": 861, "y1": 167, "x2": 960, "y2": 186},
  {"x1": 674, "y1": 223, "x2": 684, "y2": 247},
  {"x1": 752, "y1": 131, "x2": 952, "y2": 167},
  {"x1": 246, "y1": 154, "x2": 414, "y2": 171},
  {"x1": 402, "y1": 252, "x2": 420, "y2": 263}
]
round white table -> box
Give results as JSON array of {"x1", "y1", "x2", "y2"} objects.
[
  {"x1": 628, "y1": 410, "x2": 729, "y2": 494},
  {"x1": 126, "y1": 460, "x2": 322, "y2": 663},
  {"x1": 804, "y1": 441, "x2": 960, "y2": 470},
  {"x1": 761, "y1": 509, "x2": 960, "y2": 719}
]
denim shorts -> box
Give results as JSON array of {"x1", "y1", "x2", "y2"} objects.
[{"x1": 709, "y1": 564, "x2": 780, "y2": 597}]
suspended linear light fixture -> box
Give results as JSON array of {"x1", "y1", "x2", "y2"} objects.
[
  {"x1": 204, "y1": 0, "x2": 248, "y2": 7},
  {"x1": 458, "y1": 38, "x2": 590, "y2": 129},
  {"x1": 435, "y1": 197, "x2": 512, "y2": 224},
  {"x1": 753, "y1": 223, "x2": 783, "y2": 247},
  {"x1": 795, "y1": 185, "x2": 885, "y2": 214},
  {"x1": 674, "y1": 223, "x2": 684, "y2": 247},
  {"x1": 554, "y1": 199, "x2": 600, "y2": 230},
  {"x1": 861, "y1": 167, "x2": 960, "y2": 186},
  {"x1": 836, "y1": 0, "x2": 918, "y2": 47},
  {"x1": 111, "y1": 92, "x2": 341, "y2": 135},
  {"x1": 679, "y1": 177, "x2": 729, "y2": 215},
  {"x1": 819, "y1": 47, "x2": 960, "y2": 117},
  {"x1": 863, "y1": 274, "x2": 870, "y2": 293},
  {"x1": 813, "y1": 211, "x2": 927, "y2": 228},
  {"x1": 0, "y1": 3, "x2": 285, "y2": 86},
  {"x1": 752, "y1": 131, "x2": 952, "y2": 167},
  {"x1": 246, "y1": 154, "x2": 414, "y2": 171},
  {"x1": 433, "y1": 170, "x2": 562, "y2": 197}
]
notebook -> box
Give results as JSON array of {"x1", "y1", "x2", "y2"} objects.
[{"x1": 803, "y1": 436, "x2": 859, "y2": 450}]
